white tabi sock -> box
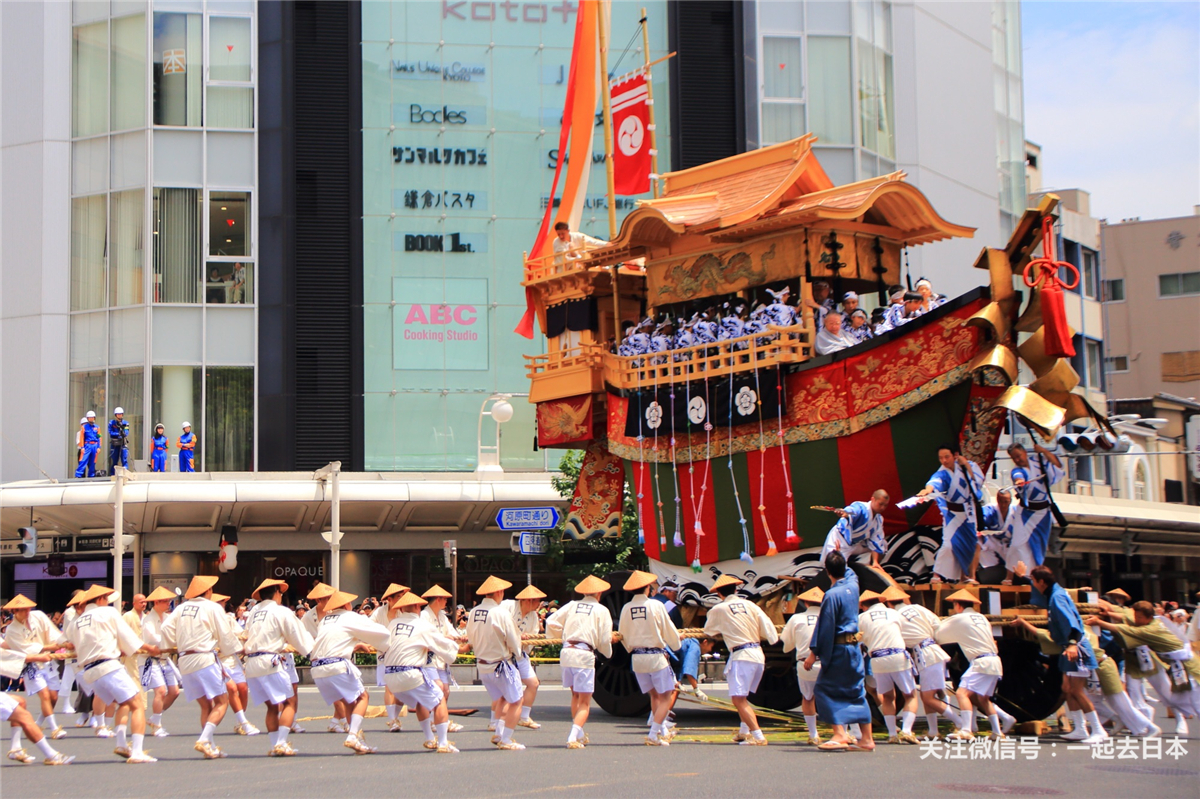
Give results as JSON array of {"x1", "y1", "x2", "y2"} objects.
[
  {"x1": 927, "y1": 714, "x2": 940, "y2": 735},
  {"x1": 44, "y1": 714, "x2": 58, "y2": 731},
  {"x1": 500, "y1": 723, "x2": 513, "y2": 744},
  {"x1": 970, "y1": 713, "x2": 979, "y2": 732},
  {"x1": 490, "y1": 710, "x2": 497, "y2": 723},
  {"x1": 495, "y1": 719, "x2": 506, "y2": 739},
  {"x1": 10, "y1": 727, "x2": 21, "y2": 749},
  {"x1": 36, "y1": 714, "x2": 44, "y2": 727},
  {"x1": 739, "y1": 722, "x2": 749, "y2": 736},
  {"x1": 200, "y1": 721, "x2": 217, "y2": 744},
  {"x1": 569, "y1": 724, "x2": 583, "y2": 742},
  {"x1": 435, "y1": 721, "x2": 449, "y2": 746},
  {"x1": 941, "y1": 708, "x2": 961, "y2": 730},
  {"x1": 884, "y1": 715, "x2": 898, "y2": 737},
  {"x1": 131, "y1": 733, "x2": 145, "y2": 756},
  {"x1": 958, "y1": 709, "x2": 972, "y2": 730},
  {"x1": 386, "y1": 704, "x2": 398, "y2": 721},
  {"x1": 987, "y1": 714, "x2": 1001, "y2": 734},
  {"x1": 751, "y1": 728, "x2": 765, "y2": 741},
  {"x1": 234, "y1": 710, "x2": 249, "y2": 725},
  {"x1": 349, "y1": 713, "x2": 364, "y2": 736},
  {"x1": 647, "y1": 712, "x2": 655, "y2": 727},
  {"x1": 1109, "y1": 691, "x2": 1151, "y2": 733},
  {"x1": 1070, "y1": 709, "x2": 1087, "y2": 734},
  {"x1": 649, "y1": 722, "x2": 661, "y2": 739},
  {"x1": 420, "y1": 716, "x2": 433, "y2": 740},
  {"x1": 997, "y1": 708, "x2": 1015, "y2": 727},
  {"x1": 805, "y1": 715, "x2": 818, "y2": 739},
  {"x1": 89, "y1": 716, "x2": 100, "y2": 728},
  {"x1": 150, "y1": 713, "x2": 162, "y2": 726},
  {"x1": 115, "y1": 724, "x2": 128, "y2": 748},
  {"x1": 277, "y1": 727, "x2": 290, "y2": 746},
  {"x1": 34, "y1": 738, "x2": 57, "y2": 758},
  {"x1": 520, "y1": 706, "x2": 532, "y2": 721},
  {"x1": 901, "y1": 711, "x2": 916, "y2": 734},
  {"x1": 1085, "y1": 711, "x2": 1106, "y2": 737}
]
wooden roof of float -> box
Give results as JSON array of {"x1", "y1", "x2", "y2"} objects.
[{"x1": 525, "y1": 135, "x2": 975, "y2": 281}]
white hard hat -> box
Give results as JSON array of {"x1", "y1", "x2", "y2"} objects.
[
  {"x1": 114, "y1": 407, "x2": 124, "y2": 415},
  {"x1": 181, "y1": 421, "x2": 191, "y2": 428},
  {"x1": 86, "y1": 411, "x2": 96, "y2": 418},
  {"x1": 80, "y1": 417, "x2": 88, "y2": 424}
]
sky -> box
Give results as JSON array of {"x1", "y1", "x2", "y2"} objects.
[{"x1": 1021, "y1": 1, "x2": 1200, "y2": 222}]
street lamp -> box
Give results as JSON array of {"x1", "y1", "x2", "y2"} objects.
[{"x1": 476, "y1": 394, "x2": 514, "y2": 475}]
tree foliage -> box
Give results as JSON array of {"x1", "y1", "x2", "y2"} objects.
[{"x1": 550, "y1": 450, "x2": 646, "y2": 582}]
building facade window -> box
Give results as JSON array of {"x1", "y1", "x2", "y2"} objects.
[
  {"x1": 854, "y1": 0, "x2": 894, "y2": 160},
  {"x1": 153, "y1": 188, "x2": 202, "y2": 303},
  {"x1": 760, "y1": 37, "x2": 805, "y2": 145},
  {"x1": 1158, "y1": 271, "x2": 1200, "y2": 297},
  {"x1": 152, "y1": 366, "x2": 202, "y2": 469},
  {"x1": 806, "y1": 37, "x2": 853, "y2": 146},
  {"x1": 1161, "y1": 350, "x2": 1200, "y2": 383},
  {"x1": 205, "y1": 367, "x2": 254, "y2": 471},
  {"x1": 111, "y1": 14, "x2": 146, "y2": 132},
  {"x1": 1105, "y1": 355, "x2": 1128, "y2": 373},
  {"x1": 208, "y1": 191, "x2": 250, "y2": 256},
  {"x1": 207, "y1": 16, "x2": 254, "y2": 129},
  {"x1": 109, "y1": 189, "x2": 145, "y2": 307},
  {"x1": 1081, "y1": 248, "x2": 1097, "y2": 299},
  {"x1": 992, "y1": 0, "x2": 1025, "y2": 237},
  {"x1": 1133, "y1": 461, "x2": 1147, "y2": 501},
  {"x1": 73, "y1": 21, "x2": 108, "y2": 137},
  {"x1": 71, "y1": 195, "x2": 107, "y2": 311},
  {"x1": 153, "y1": 12, "x2": 203, "y2": 127},
  {"x1": 1102, "y1": 278, "x2": 1124, "y2": 302}
]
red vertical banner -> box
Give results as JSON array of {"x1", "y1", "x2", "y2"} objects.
[
  {"x1": 676, "y1": 459, "x2": 719, "y2": 565},
  {"x1": 610, "y1": 73, "x2": 651, "y2": 196}
]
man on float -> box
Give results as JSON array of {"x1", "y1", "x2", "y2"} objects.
[
  {"x1": 917, "y1": 443, "x2": 985, "y2": 585},
  {"x1": 1006, "y1": 441, "x2": 1064, "y2": 568},
  {"x1": 819, "y1": 489, "x2": 890, "y2": 581}
]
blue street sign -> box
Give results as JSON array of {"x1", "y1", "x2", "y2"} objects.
[
  {"x1": 495, "y1": 506, "x2": 561, "y2": 531},
  {"x1": 517, "y1": 532, "x2": 551, "y2": 556}
]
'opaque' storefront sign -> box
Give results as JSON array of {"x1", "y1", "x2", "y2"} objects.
[{"x1": 393, "y1": 277, "x2": 489, "y2": 370}]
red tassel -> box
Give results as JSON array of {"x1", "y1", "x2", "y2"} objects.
[
  {"x1": 1039, "y1": 283, "x2": 1075, "y2": 358},
  {"x1": 1024, "y1": 217, "x2": 1080, "y2": 359}
]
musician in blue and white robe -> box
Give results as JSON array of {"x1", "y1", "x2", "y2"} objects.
[
  {"x1": 917, "y1": 444, "x2": 985, "y2": 583},
  {"x1": 717, "y1": 304, "x2": 745, "y2": 345},
  {"x1": 979, "y1": 490, "x2": 1026, "y2": 584},
  {"x1": 915, "y1": 278, "x2": 947, "y2": 312},
  {"x1": 693, "y1": 312, "x2": 718, "y2": 346},
  {"x1": 819, "y1": 490, "x2": 890, "y2": 570},
  {"x1": 649, "y1": 321, "x2": 674, "y2": 365},
  {"x1": 803, "y1": 281, "x2": 836, "y2": 330},
  {"x1": 845, "y1": 309, "x2": 874, "y2": 344},
  {"x1": 882, "y1": 291, "x2": 924, "y2": 330},
  {"x1": 744, "y1": 304, "x2": 771, "y2": 346},
  {"x1": 763, "y1": 286, "x2": 796, "y2": 328},
  {"x1": 1006, "y1": 441, "x2": 1064, "y2": 567}
]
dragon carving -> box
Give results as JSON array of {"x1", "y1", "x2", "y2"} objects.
[{"x1": 657, "y1": 243, "x2": 775, "y2": 300}]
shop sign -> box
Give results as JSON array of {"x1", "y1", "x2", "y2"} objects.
[
  {"x1": 393, "y1": 60, "x2": 486, "y2": 82},
  {"x1": 392, "y1": 146, "x2": 488, "y2": 166}
]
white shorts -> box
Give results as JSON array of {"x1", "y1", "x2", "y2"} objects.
[
  {"x1": 635, "y1": 666, "x2": 677, "y2": 695},
  {"x1": 480, "y1": 664, "x2": 524, "y2": 704},
  {"x1": 872, "y1": 667, "x2": 917, "y2": 695},
  {"x1": 395, "y1": 680, "x2": 444, "y2": 713},
  {"x1": 247, "y1": 671, "x2": 295, "y2": 707},
  {"x1": 562, "y1": 667, "x2": 595, "y2": 693},
  {"x1": 314, "y1": 667, "x2": 366, "y2": 706},
  {"x1": 21, "y1": 663, "x2": 57, "y2": 695},
  {"x1": 89, "y1": 668, "x2": 140, "y2": 705},
  {"x1": 141, "y1": 660, "x2": 171, "y2": 690},
  {"x1": 725, "y1": 660, "x2": 764, "y2": 698},
  {"x1": 222, "y1": 658, "x2": 246, "y2": 685},
  {"x1": 435, "y1": 668, "x2": 453, "y2": 687},
  {"x1": 798, "y1": 677, "x2": 817, "y2": 701},
  {"x1": 516, "y1": 655, "x2": 536, "y2": 681},
  {"x1": 283, "y1": 653, "x2": 299, "y2": 684},
  {"x1": 181, "y1": 663, "x2": 229, "y2": 702},
  {"x1": 917, "y1": 661, "x2": 949, "y2": 693},
  {"x1": 0, "y1": 691, "x2": 18, "y2": 721},
  {"x1": 959, "y1": 664, "x2": 999, "y2": 698}
]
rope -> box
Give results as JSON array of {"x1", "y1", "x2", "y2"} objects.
[{"x1": 607, "y1": 19, "x2": 644, "y2": 79}]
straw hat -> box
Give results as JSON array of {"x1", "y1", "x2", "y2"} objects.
[
  {"x1": 797, "y1": 587, "x2": 824, "y2": 604},
  {"x1": 622, "y1": 570, "x2": 659, "y2": 592},
  {"x1": 946, "y1": 589, "x2": 979, "y2": 605},
  {"x1": 573, "y1": 575, "x2": 610, "y2": 595},
  {"x1": 711, "y1": 574, "x2": 744, "y2": 591},
  {"x1": 395, "y1": 592, "x2": 427, "y2": 610},
  {"x1": 381, "y1": 583, "x2": 409, "y2": 601},
  {"x1": 211, "y1": 593, "x2": 231, "y2": 605},
  {"x1": 146, "y1": 586, "x2": 175, "y2": 603},
  {"x1": 325, "y1": 590, "x2": 357, "y2": 610},
  {"x1": 185, "y1": 575, "x2": 220, "y2": 599},
  {"x1": 2, "y1": 595, "x2": 36, "y2": 611},
  {"x1": 858, "y1": 590, "x2": 880, "y2": 604},
  {"x1": 1102, "y1": 588, "x2": 1130, "y2": 600},
  {"x1": 516, "y1": 585, "x2": 548, "y2": 600},
  {"x1": 422, "y1": 585, "x2": 452, "y2": 599},
  {"x1": 476, "y1": 575, "x2": 512, "y2": 595},
  {"x1": 252, "y1": 578, "x2": 289, "y2": 599},
  {"x1": 307, "y1": 582, "x2": 335, "y2": 601},
  {"x1": 78, "y1": 584, "x2": 115, "y2": 606},
  {"x1": 881, "y1": 585, "x2": 909, "y2": 603}
]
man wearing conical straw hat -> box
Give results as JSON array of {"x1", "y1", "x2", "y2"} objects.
[
  {"x1": 465, "y1": 575, "x2": 526, "y2": 750},
  {"x1": 0, "y1": 595, "x2": 68, "y2": 742},
  {"x1": 883, "y1": 585, "x2": 966, "y2": 740},
  {"x1": 421, "y1": 585, "x2": 466, "y2": 735},
  {"x1": 617, "y1": 571, "x2": 681, "y2": 746},
  {"x1": 781, "y1": 586, "x2": 824, "y2": 745},
  {"x1": 241, "y1": 578, "x2": 315, "y2": 757},
  {"x1": 0, "y1": 638, "x2": 75, "y2": 765},
  {"x1": 546, "y1": 575, "x2": 613, "y2": 749},
  {"x1": 161, "y1": 576, "x2": 243, "y2": 759},
  {"x1": 372, "y1": 583, "x2": 410, "y2": 732},
  {"x1": 703, "y1": 574, "x2": 779, "y2": 746},
  {"x1": 935, "y1": 588, "x2": 1005, "y2": 740},
  {"x1": 59, "y1": 585, "x2": 155, "y2": 762},
  {"x1": 210, "y1": 593, "x2": 259, "y2": 738},
  {"x1": 138, "y1": 586, "x2": 183, "y2": 738},
  {"x1": 378, "y1": 591, "x2": 461, "y2": 753},
  {"x1": 857, "y1": 588, "x2": 920, "y2": 745},
  {"x1": 299, "y1": 581, "x2": 343, "y2": 734},
  {"x1": 308, "y1": 589, "x2": 391, "y2": 755},
  {"x1": 511, "y1": 584, "x2": 546, "y2": 730}
]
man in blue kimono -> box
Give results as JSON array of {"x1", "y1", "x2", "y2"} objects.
[
  {"x1": 917, "y1": 444, "x2": 985, "y2": 584},
  {"x1": 1029, "y1": 565, "x2": 1106, "y2": 744},
  {"x1": 819, "y1": 490, "x2": 889, "y2": 572},
  {"x1": 108, "y1": 407, "x2": 130, "y2": 473},
  {"x1": 75, "y1": 411, "x2": 100, "y2": 478},
  {"x1": 803, "y1": 551, "x2": 874, "y2": 751},
  {"x1": 1007, "y1": 441, "x2": 1064, "y2": 566}
]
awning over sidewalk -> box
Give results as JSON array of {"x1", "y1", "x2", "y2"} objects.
[{"x1": 1053, "y1": 494, "x2": 1200, "y2": 557}]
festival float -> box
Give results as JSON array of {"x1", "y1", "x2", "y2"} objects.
[{"x1": 518, "y1": 0, "x2": 1107, "y2": 721}]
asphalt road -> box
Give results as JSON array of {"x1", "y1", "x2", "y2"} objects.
[{"x1": 3, "y1": 685, "x2": 1197, "y2": 798}]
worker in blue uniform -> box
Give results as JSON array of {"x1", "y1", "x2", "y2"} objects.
[
  {"x1": 75, "y1": 411, "x2": 100, "y2": 478},
  {"x1": 108, "y1": 407, "x2": 130, "y2": 473},
  {"x1": 178, "y1": 422, "x2": 197, "y2": 472},
  {"x1": 150, "y1": 424, "x2": 169, "y2": 472}
]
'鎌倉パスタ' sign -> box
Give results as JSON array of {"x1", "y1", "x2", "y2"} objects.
[{"x1": 393, "y1": 277, "x2": 489, "y2": 371}]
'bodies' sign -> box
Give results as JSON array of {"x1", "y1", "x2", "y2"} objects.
[{"x1": 393, "y1": 277, "x2": 489, "y2": 371}]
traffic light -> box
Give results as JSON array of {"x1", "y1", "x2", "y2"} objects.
[{"x1": 17, "y1": 527, "x2": 37, "y2": 558}]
